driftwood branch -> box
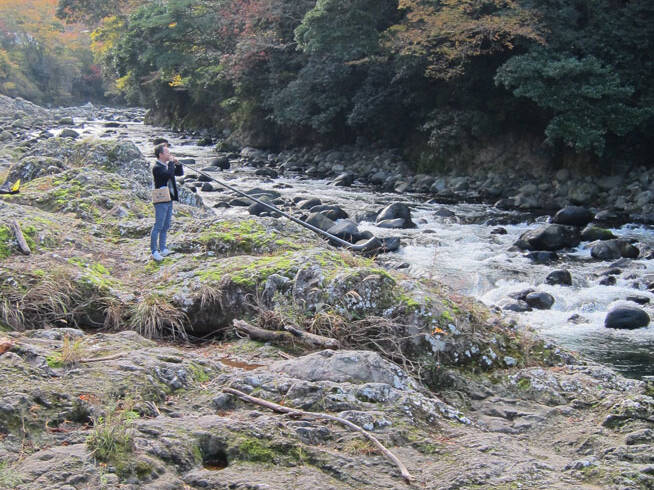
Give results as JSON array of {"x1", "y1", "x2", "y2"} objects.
[
  {"x1": 233, "y1": 319, "x2": 339, "y2": 349},
  {"x1": 283, "y1": 324, "x2": 340, "y2": 349},
  {"x1": 10, "y1": 220, "x2": 30, "y2": 255},
  {"x1": 223, "y1": 387, "x2": 414, "y2": 483},
  {"x1": 78, "y1": 354, "x2": 124, "y2": 364}
]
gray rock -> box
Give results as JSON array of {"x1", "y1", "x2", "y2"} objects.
[
  {"x1": 376, "y1": 203, "x2": 415, "y2": 228},
  {"x1": 331, "y1": 172, "x2": 354, "y2": 187},
  {"x1": 625, "y1": 429, "x2": 654, "y2": 445},
  {"x1": 604, "y1": 306, "x2": 650, "y2": 329},
  {"x1": 376, "y1": 218, "x2": 408, "y2": 229},
  {"x1": 211, "y1": 156, "x2": 230, "y2": 170},
  {"x1": 552, "y1": 206, "x2": 594, "y2": 227},
  {"x1": 298, "y1": 198, "x2": 321, "y2": 210},
  {"x1": 248, "y1": 200, "x2": 274, "y2": 216},
  {"x1": 498, "y1": 299, "x2": 531, "y2": 312},
  {"x1": 626, "y1": 295, "x2": 650, "y2": 305},
  {"x1": 515, "y1": 224, "x2": 581, "y2": 251},
  {"x1": 268, "y1": 350, "x2": 417, "y2": 390},
  {"x1": 5, "y1": 156, "x2": 65, "y2": 184},
  {"x1": 246, "y1": 188, "x2": 281, "y2": 200},
  {"x1": 262, "y1": 274, "x2": 291, "y2": 306},
  {"x1": 255, "y1": 168, "x2": 278, "y2": 178},
  {"x1": 525, "y1": 251, "x2": 559, "y2": 264},
  {"x1": 435, "y1": 207, "x2": 455, "y2": 218},
  {"x1": 380, "y1": 236, "x2": 401, "y2": 252},
  {"x1": 591, "y1": 239, "x2": 640, "y2": 260},
  {"x1": 59, "y1": 129, "x2": 79, "y2": 139},
  {"x1": 525, "y1": 292, "x2": 555, "y2": 310},
  {"x1": 306, "y1": 212, "x2": 336, "y2": 232},
  {"x1": 309, "y1": 204, "x2": 348, "y2": 221},
  {"x1": 545, "y1": 270, "x2": 572, "y2": 286},
  {"x1": 327, "y1": 220, "x2": 360, "y2": 242}
]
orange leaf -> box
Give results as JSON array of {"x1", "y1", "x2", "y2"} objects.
[{"x1": 0, "y1": 340, "x2": 13, "y2": 355}]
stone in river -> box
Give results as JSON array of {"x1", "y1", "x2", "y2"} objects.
[
  {"x1": 545, "y1": 269, "x2": 572, "y2": 286},
  {"x1": 604, "y1": 306, "x2": 650, "y2": 329},
  {"x1": 525, "y1": 292, "x2": 555, "y2": 310},
  {"x1": 626, "y1": 295, "x2": 650, "y2": 305},
  {"x1": 552, "y1": 206, "x2": 594, "y2": 227}
]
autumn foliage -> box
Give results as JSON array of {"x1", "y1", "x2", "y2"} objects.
[
  {"x1": 11, "y1": 0, "x2": 649, "y2": 167},
  {"x1": 0, "y1": 0, "x2": 103, "y2": 103}
]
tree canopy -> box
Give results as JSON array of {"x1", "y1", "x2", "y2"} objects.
[
  {"x1": 0, "y1": 0, "x2": 104, "y2": 104},
  {"x1": 31, "y1": 0, "x2": 654, "y2": 168}
]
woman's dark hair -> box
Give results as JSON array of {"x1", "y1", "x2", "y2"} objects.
[{"x1": 154, "y1": 143, "x2": 167, "y2": 158}]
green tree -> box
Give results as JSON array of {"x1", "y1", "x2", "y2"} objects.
[{"x1": 496, "y1": 50, "x2": 648, "y2": 156}]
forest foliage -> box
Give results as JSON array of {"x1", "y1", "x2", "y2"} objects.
[
  {"x1": 8, "y1": 0, "x2": 654, "y2": 170},
  {"x1": 0, "y1": 0, "x2": 105, "y2": 104}
]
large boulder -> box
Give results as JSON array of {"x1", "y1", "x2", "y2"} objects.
[
  {"x1": 376, "y1": 203, "x2": 415, "y2": 229},
  {"x1": 604, "y1": 306, "x2": 650, "y2": 330},
  {"x1": 268, "y1": 350, "x2": 417, "y2": 390},
  {"x1": 515, "y1": 224, "x2": 581, "y2": 251},
  {"x1": 5, "y1": 156, "x2": 64, "y2": 184},
  {"x1": 591, "y1": 239, "x2": 640, "y2": 261},
  {"x1": 551, "y1": 206, "x2": 594, "y2": 227}
]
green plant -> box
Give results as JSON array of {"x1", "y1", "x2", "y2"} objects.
[
  {"x1": 87, "y1": 402, "x2": 137, "y2": 465},
  {"x1": 46, "y1": 335, "x2": 87, "y2": 368},
  {"x1": 0, "y1": 461, "x2": 23, "y2": 487},
  {"x1": 189, "y1": 363, "x2": 210, "y2": 383},
  {"x1": 232, "y1": 437, "x2": 276, "y2": 463}
]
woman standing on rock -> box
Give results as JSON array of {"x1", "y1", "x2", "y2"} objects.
[{"x1": 150, "y1": 143, "x2": 183, "y2": 261}]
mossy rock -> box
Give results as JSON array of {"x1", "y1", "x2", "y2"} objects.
[{"x1": 4, "y1": 156, "x2": 64, "y2": 185}]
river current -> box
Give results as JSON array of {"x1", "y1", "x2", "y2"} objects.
[{"x1": 52, "y1": 111, "x2": 654, "y2": 380}]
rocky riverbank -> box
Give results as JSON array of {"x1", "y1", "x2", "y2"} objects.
[{"x1": 1, "y1": 96, "x2": 653, "y2": 488}]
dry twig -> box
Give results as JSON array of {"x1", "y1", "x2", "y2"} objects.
[{"x1": 223, "y1": 387, "x2": 415, "y2": 483}]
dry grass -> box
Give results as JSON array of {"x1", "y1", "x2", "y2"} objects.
[
  {"x1": 197, "y1": 283, "x2": 223, "y2": 310},
  {"x1": 103, "y1": 300, "x2": 125, "y2": 330},
  {"x1": 1, "y1": 268, "x2": 87, "y2": 330},
  {"x1": 127, "y1": 293, "x2": 187, "y2": 339},
  {"x1": 307, "y1": 314, "x2": 426, "y2": 378},
  {"x1": 0, "y1": 298, "x2": 25, "y2": 330}
]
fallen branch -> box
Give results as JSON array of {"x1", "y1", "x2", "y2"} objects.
[
  {"x1": 223, "y1": 387, "x2": 414, "y2": 483},
  {"x1": 78, "y1": 354, "x2": 124, "y2": 364},
  {"x1": 233, "y1": 319, "x2": 339, "y2": 349},
  {"x1": 283, "y1": 324, "x2": 340, "y2": 349},
  {"x1": 10, "y1": 220, "x2": 31, "y2": 255}
]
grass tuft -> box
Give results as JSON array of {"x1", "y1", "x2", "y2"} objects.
[
  {"x1": 127, "y1": 293, "x2": 187, "y2": 339},
  {"x1": 87, "y1": 402, "x2": 138, "y2": 465}
]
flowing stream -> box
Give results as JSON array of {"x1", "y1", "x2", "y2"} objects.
[{"x1": 52, "y1": 109, "x2": 654, "y2": 380}]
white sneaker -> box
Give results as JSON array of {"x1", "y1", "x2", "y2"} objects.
[
  {"x1": 152, "y1": 251, "x2": 164, "y2": 262},
  {"x1": 160, "y1": 248, "x2": 172, "y2": 257}
]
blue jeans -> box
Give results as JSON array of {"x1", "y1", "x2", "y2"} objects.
[{"x1": 151, "y1": 201, "x2": 173, "y2": 253}]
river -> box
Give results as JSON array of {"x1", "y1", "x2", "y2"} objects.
[{"x1": 53, "y1": 108, "x2": 654, "y2": 380}]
